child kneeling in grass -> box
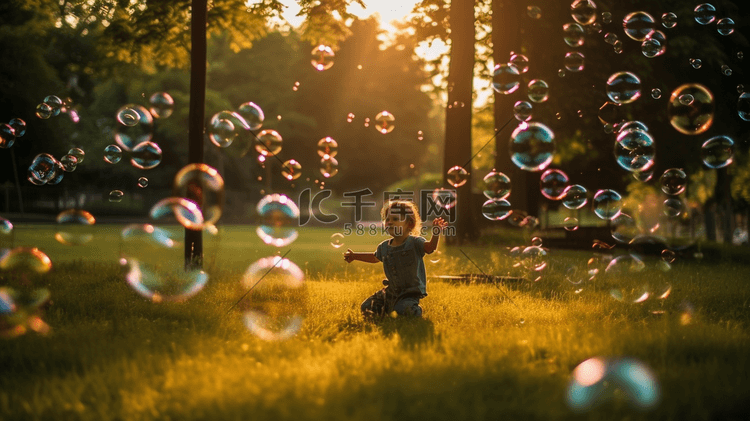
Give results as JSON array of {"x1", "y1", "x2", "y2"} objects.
[{"x1": 344, "y1": 199, "x2": 447, "y2": 319}]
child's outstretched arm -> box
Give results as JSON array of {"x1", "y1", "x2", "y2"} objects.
[
  {"x1": 344, "y1": 249, "x2": 380, "y2": 263},
  {"x1": 424, "y1": 217, "x2": 448, "y2": 254}
]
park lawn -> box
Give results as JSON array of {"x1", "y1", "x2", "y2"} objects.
[{"x1": 0, "y1": 225, "x2": 749, "y2": 420}]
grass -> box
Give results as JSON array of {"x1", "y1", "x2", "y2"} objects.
[{"x1": 1, "y1": 224, "x2": 749, "y2": 420}]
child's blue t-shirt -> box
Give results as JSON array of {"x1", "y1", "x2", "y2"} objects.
[{"x1": 374, "y1": 235, "x2": 428, "y2": 297}]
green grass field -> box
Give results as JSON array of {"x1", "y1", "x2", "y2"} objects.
[{"x1": 1, "y1": 225, "x2": 749, "y2": 420}]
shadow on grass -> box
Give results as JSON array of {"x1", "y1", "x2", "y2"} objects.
[{"x1": 376, "y1": 316, "x2": 436, "y2": 349}]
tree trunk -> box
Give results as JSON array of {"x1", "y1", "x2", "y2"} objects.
[{"x1": 443, "y1": 0, "x2": 477, "y2": 244}]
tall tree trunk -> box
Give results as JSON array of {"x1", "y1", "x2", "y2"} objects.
[{"x1": 443, "y1": 0, "x2": 477, "y2": 244}]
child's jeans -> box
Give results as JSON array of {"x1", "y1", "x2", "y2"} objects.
[{"x1": 361, "y1": 281, "x2": 423, "y2": 319}]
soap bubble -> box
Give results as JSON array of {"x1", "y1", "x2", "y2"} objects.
[
  {"x1": 564, "y1": 51, "x2": 585, "y2": 72},
  {"x1": 330, "y1": 233, "x2": 344, "y2": 248},
  {"x1": 375, "y1": 111, "x2": 395, "y2": 134},
  {"x1": 689, "y1": 58, "x2": 702, "y2": 69},
  {"x1": 481, "y1": 199, "x2": 512, "y2": 221},
  {"x1": 0, "y1": 247, "x2": 53, "y2": 337},
  {"x1": 237, "y1": 102, "x2": 264, "y2": 131},
  {"x1": 527, "y1": 79, "x2": 549, "y2": 103},
  {"x1": 482, "y1": 170, "x2": 511, "y2": 200},
  {"x1": 173, "y1": 163, "x2": 225, "y2": 227},
  {"x1": 492, "y1": 63, "x2": 521, "y2": 94},
  {"x1": 447, "y1": 166, "x2": 469, "y2": 188},
  {"x1": 611, "y1": 213, "x2": 637, "y2": 243},
  {"x1": 35, "y1": 103, "x2": 53, "y2": 119},
  {"x1": 103, "y1": 144, "x2": 122, "y2": 164},
  {"x1": 668, "y1": 84, "x2": 714, "y2": 135},
  {"x1": 116, "y1": 106, "x2": 140, "y2": 127},
  {"x1": 240, "y1": 256, "x2": 306, "y2": 341},
  {"x1": 662, "y1": 12, "x2": 677, "y2": 28},
  {"x1": 563, "y1": 217, "x2": 579, "y2": 231},
  {"x1": 570, "y1": 0, "x2": 597, "y2": 25},
  {"x1": 320, "y1": 157, "x2": 339, "y2": 178},
  {"x1": 317, "y1": 137, "x2": 338, "y2": 158},
  {"x1": 59, "y1": 154, "x2": 78, "y2": 172},
  {"x1": 311, "y1": 45, "x2": 334, "y2": 71},
  {"x1": 121, "y1": 224, "x2": 208, "y2": 303},
  {"x1": 679, "y1": 94, "x2": 694, "y2": 105},
  {"x1": 663, "y1": 198, "x2": 685, "y2": 217},
  {"x1": 138, "y1": 177, "x2": 149, "y2": 188},
  {"x1": 148, "y1": 92, "x2": 174, "y2": 118},
  {"x1": 513, "y1": 101, "x2": 533, "y2": 121},
  {"x1": 43, "y1": 95, "x2": 63, "y2": 116},
  {"x1": 256, "y1": 194, "x2": 300, "y2": 247},
  {"x1": 281, "y1": 159, "x2": 302, "y2": 181},
  {"x1": 716, "y1": 17, "x2": 735, "y2": 35},
  {"x1": 617, "y1": 121, "x2": 650, "y2": 134},
  {"x1": 694, "y1": 3, "x2": 716, "y2": 25},
  {"x1": 612, "y1": 40, "x2": 623, "y2": 54},
  {"x1": 601, "y1": 11, "x2": 611, "y2": 24},
  {"x1": 558, "y1": 69, "x2": 567, "y2": 78},
  {"x1": 255, "y1": 129, "x2": 283, "y2": 156},
  {"x1": 567, "y1": 357, "x2": 660, "y2": 412},
  {"x1": 45, "y1": 161, "x2": 64, "y2": 186},
  {"x1": 0, "y1": 125, "x2": 15, "y2": 148},
  {"x1": 632, "y1": 169, "x2": 654, "y2": 182},
  {"x1": 54, "y1": 209, "x2": 95, "y2": 246},
  {"x1": 67, "y1": 148, "x2": 84, "y2": 164},
  {"x1": 593, "y1": 189, "x2": 622, "y2": 220},
  {"x1": 540, "y1": 169, "x2": 569, "y2": 200},
  {"x1": 28, "y1": 154, "x2": 57, "y2": 183},
  {"x1": 562, "y1": 185, "x2": 588, "y2": 209},
  {"x1": 605, "y1": 255, "x2": 649, "y2": 303},
  {"x1": 208, "y1": 117, "x2": 236, "y2": 148},
  {"x1": 130, "y1": 141, "x2": 162, "y2": 170},
  {"x1": 527, "y1": 5, "x2": 541, "y2": 19},
  {"x1": 739, "y1": 93, "x2": 750, "y2": 121},
  {"x1": 114, "y1": 104, "x2": 153, "y2": 151},
  {"x1": 651, "y1": 88, "x2": 662, "y2": 99},
  {"x1": 432, "y1": 188, "x2": 457, "y2": 210},
  {"x1": 701, "y1": 135, "x2": 734, "y2": 168},
  {"x1": 510, "y1": 122, "x2": 555, "y2": 172},
  {"x1": 641, "y1": 31, "x2": 666, "y2": 58},
  {"x1": 150, "y1": 197, "x2": 204, "y2": 231},
  {"x1": 0, "y1": 246, "x2": 52, "y2": 275},
  {"x1": 563, "y1": 23, "x2": 585, "y2": 47},
  {"x1": 660, "y1": 168, "x2": 687, "y2": 195},
  {"x1": 604, "y1": 32, "x2": 618, "y2": 45},
  {"x1": 606, "y1": 71, "x2": 641, "y2": 104},
  {"x1": 598, "y1": 101, "x2": 621, "y2": 126},
  {"x1": 721, "y1": 65, "x2": 732, "y2": 76},
  {"x1": 614, "y1": 128, "x2": 655, "y2": 172},
  {"x1": 623, "y1": 11, "x2": 655, "y2": 41},
  {"x1": 9, "y1": 118, "x2": 26, "y2": 137},
  {"x1": 109, "y1": 190, "x2": 124, "y2": 202},
  {"x1": 510, "y1": 54, "x2": 529, "y2": 73},
  {"x1": 521, "y1": 245, "x2": 547, "y2": 273}
]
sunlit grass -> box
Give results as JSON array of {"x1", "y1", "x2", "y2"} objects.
[{"x1": 0, "y1": 225, "x2": 749, "y2": 420}]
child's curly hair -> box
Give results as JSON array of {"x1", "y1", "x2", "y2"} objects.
[{"x1": 381, "y1": 200, "x2": 422, "y2": 236}]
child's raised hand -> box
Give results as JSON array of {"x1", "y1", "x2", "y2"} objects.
[
  {"x1": 343, "y1": 248, "x2": 354, "y2": 263},
  {"x1": 432, "y1": 217, "x2": 449, "y2": 230}
]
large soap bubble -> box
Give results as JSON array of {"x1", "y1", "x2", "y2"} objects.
[
  {"x1": 148, "y1": 92, "x2": 174, "y2": 119},
  {"x1": 701, "y1": 135, "x2": 734, "y2": 168},
  {"x1": 567, "y1": 357, "x2": 660, "y2": 412},
  {"x1": 150, "y1": 197, "x2": 205, "y2": 231},
  {"x1": 131, "y1": 141, "x2": 163, "y2": 170},
  {"x1": 622, "y1": 11, "x2": 655, "y2": 41},
  {"x1": 483, "y1": 170, "x2": 511, "y2": 200},
  {"x1": 256, "y1": 194, "x2": 300, "y2": 247},
  {"x1": 492, "y1": 63, "x2": 520, "y2": 94},
  {"x1": 606, "y1": 72, "x2": 641, "y2": 104},
  {"x1": 173, "y1": 164, "x2": 225, "y2": 228},
  {"x1": 562, "y1": 185, "x2": 588, "y2": 209},
  {"x1": 540, "y1": 169, "x2": 569, "y2": 200},
  {"x1": 593, "y1": 189, "x2": 622, "y2": 220},
  {"x1": 114, "y1": 104, "x2": 153, "y2": 151},
  {"x1": 668, "y1": 84, "x2": 714, "y2": 135},
  {"x1": 570, "y1": 0, "x2": 597, "y2": 25},
  {"x1": 509, "y1": 122, "x2": 555, "y2": 172},
  {"x1": 481, "y1": 199, "x2": 512, "y2": 221},
  {"x1": 55, "y1": 209, "x2": 96, "y2": 246},
  {"x1": 614, "y1": 129, "x2": 655, "y2": 172}
]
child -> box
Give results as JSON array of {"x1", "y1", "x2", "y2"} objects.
[{"x1": 344, "y1": 199, "x2": 448, "y2": 319}]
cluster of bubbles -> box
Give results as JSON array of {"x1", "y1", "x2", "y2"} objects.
[
  {"x1": 34, "y1": 95, "x2": 79, "y2": 123},
  {"x1": 0, "y1": 118, "x2": 26, "y2": 149},
  {"x1": 27, "y1": 148, "x2": 85, "y2": 186}
]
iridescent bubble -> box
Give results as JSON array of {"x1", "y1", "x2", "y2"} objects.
[
  {"x1": 611, "y1": 213, "x2": 637, "y2": 243},
  {"x1": 606, "y1": 71, "x2": 641, "y2": 104},
  {"x1": 316, "y1": 137, "x2": 338, "y2": 158},
  {"x1": 716, "y1": 17, "x2": 735, "y2": 35},
  {"x1": 614, "y1": 129, "x2": 655, "y2": 172},
  {"x1": 150, "y1": 197, "x2": 204, "y2": 230},
  {"x1": 330, "y1": 233, "x2": 345, "y2": 249},
  {"x1": 114, "y1": 104, "x2": 153, "y2": 151},
  {"x1": 617, "y1": 121, "x2": 650, "y2": 134},
  {"x1": 662, "y1": 12, "x2": 677, "y2": 28},
  {"x1": 320, "y1": 156, "x2": 339, "y2": 178},
  {"x1": 281, "y1": 159, "x2": 302, "y2": 181},
  {"x1": 28, "y1": 154, "x2": 57, "y2": 183},
  {"x1": 593, "y1": 189, "x2": 622, "y2": 220},
  {"x1": 109, "y1": 190, "x2": 124, "y2": 202},
  {"x1": 663, "y1": 198, "x2": 685, "y2": 217},
  {"x1": 510, "y1": 54, "x2": 529, "y2": 73},
  {"x1": 447, "y1": 166, "x2": 469, "y2": 188},
  {"x1": 623, "y1": 11, "x2": 655, "y2": 41},
  {"x1": 54, "y1": 209, "x2": 95, "y2": 246},
  {"x1": 540, "y1": 169, "x2": 569, "y2": 200},
  {"x1": 255, "y1": 129, "x2": 283, "y2": 156},
  {"x1": 558, "y1": 69, "x2": 566, "y2": 78},
  {"x1": 0, "y1": 246, "x2": 52, "y2": 274},
  {"x1": 564, "y1": 51, "x2": 585, "y2": 72},
  {"x1": 604, "y1": 32, "x2": 618, "y2": 45},
  {"x1": 483, "y1": 170, "x2": 511, "y2": 200},
  {"x1": 660, "y1": 168, "x2": 687, "y2": 195},
  {"x1": 694, "y1": 3, "x2": 716, "y2": 25},
  {"x1": 375, "y1": 111, "x2": 395, "y2": 134},
  {"x1": 492, "y1": 63, "x2": 521, "y2": 94},
  {"x1": 240, "y1": 256, "x2": 306, "y2": 341},
  {"x1": 567, "y1": 357, "x2": 660, "y2": 412},
  {"x1": 721, "y1": 65, "x2": 732, "y2": 76},
  {"x1": 527, "y1": 5, "x2": 541, "y2": 19},
  {"x1": 432, "y1": 188, "x2": 457, "y2": 210},
  {"x1": 633, "y1": 169, "x2": 654, "y2": 182},
  {"x1": 689, "y1": 58, "x2": 702, "y2": 69},
  {"x1": 651, "y1": 88, "x2": 662, "y2": 99},
  {"x1": 121, "y1": 224, "x2": 208, "y2": 303},
  {"x1": 521, "y1": 245, "x2": 547, "y2": 273},
  {"x1": 173, "y1": 163, "x2": 225, "y2": 227},
  {"x1": 570, "y1": 0, "x2": 597, "y2": 25},
  {"x1": 563, "y1": 23, "x2": 586, "y2": 47},
  {"x1": 103, "y1": 144, "x2": 122, "y2": 164},
  {"x1": 130, "y1": 141, "x2": 162, "y2": 170},
  {"x1": 45, "y1": 160, "x2": 64, "y2": 186},
  {"x1": 679, "y1": 94, "x2": 694, "y2": 106},
  {"x1": 562, "y1": 185, "x2": 588, "y2": 209},
  {"x1": 601, "y1": 11, "x2": 612, "y2": 24},
  {"x1": 701, "y1": 135, "x2": 734, "y2": 168},
  {"x1": 208, "y1": 117, "x2": 236, "y2": 148},
  {"x1": 527, "y1": 79, "x2": 549, "y2": 103},
  {"x1": 513, "y1": 101, "x2": 533, "y2": 121},
  {"x1": 67, "y1": 148, "x2": 84, "y2": 164},
  {"x1": 612, "y1": 40, "x2": 623, "y2": 54},
  {"x1": 138, "y1": 177, "x2": 149, "y2": 188},
  {"x1": 59, "y1": 154, "x2": 78, "y2": 172},
  {"x1": 9, "y1": 118, "x2": 26, "y2": 137},
  {"x1": 148, "y1": 92, "x2": 174, "y2": 118},
  {"x1": 641, "y1": 38, "x2": 662, "y2": 58},
  {"x1": 739, "y1": 93, "x2": 750, "y2": 121},
  {"x1": 509, "y1": 122, "x2": 555, "y2": 172},
  {"x1": 598, "y1": 101, "x2": 621, "y2": 126},
  {"x1": 606, "y1": 255, "x2": 650, "y2": 303},
  {"x1": 256, "y1": 194, "x2": 300, "y2": 247},
  {"x1": 237, "y1": 102, "x2": 265, "y2": 131},
  {"x1": 116, "y1": 106, "x2": 140, "y2": 127},
  {"x1": 481, "y1": 199, "x2": 512, "y2": 221},
  {"x1": 563, "y1": 217, "x2": 579, "y2": 231},
  {"x1": 668, "y1": 84, "x2": 714, "y2": 135},
  {"x1": 311, "y1": 45, "x2": 335, "y2": 71},
  {"x1": 43, "y1": 95, "x2": 63, "y2": 116},
  {"x1": 35, "y1": 103, "x2": 53, "y2": 119},
  {"x1": 0, "y1": 124, "x2": 14, "y2": 149}
]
